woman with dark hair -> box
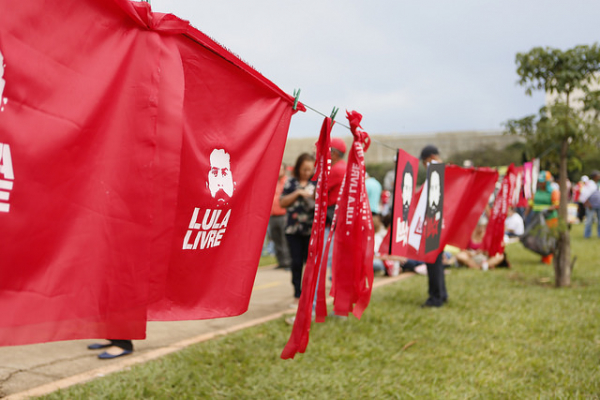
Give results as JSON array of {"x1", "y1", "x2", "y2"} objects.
[{"x1": 279, "y1": 153, "x2": 316, "y2": 304}]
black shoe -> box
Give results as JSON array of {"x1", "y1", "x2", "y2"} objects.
[
  {"x1": 421, "y1": 299, "x2": 443, "y2": 308},
  {"x1": 87, "y1": 342, "x2": 112, "y2": 350},
  {"x1": 98, "y1": 348, "x2": 133, "y2": 359}
]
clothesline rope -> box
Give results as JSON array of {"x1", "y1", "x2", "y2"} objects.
[{"x1": 302, "y1": 103, "x2": 399, "y2": 151}]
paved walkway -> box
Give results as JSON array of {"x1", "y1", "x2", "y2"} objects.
[{"x1": 0, "y1": 266, "x2": 411, "y2": 399}]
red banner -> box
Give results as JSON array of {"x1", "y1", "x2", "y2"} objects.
[
  {"x1": 0, "y1": 0, "x2": 300, "y2": 345},
  {"x1": 388, "y1": 149, "x2": 420, "y2": 255},
  {"x1": 387, "y1": 164, "x2": 498, "y2": 262},
  {"x1": 482, "y1": 164, "x2": 518, "y2": 256},
  {"x1": 330, "y1": 111, "x2": 374, "y2": 318}
]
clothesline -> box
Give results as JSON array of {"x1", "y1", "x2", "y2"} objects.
[{"x1": 301, "y1": 102, "x2": 399, "y2": 152}]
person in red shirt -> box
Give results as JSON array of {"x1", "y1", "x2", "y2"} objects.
[
  {"x1": 323, "y1": 138, "x2": 347, "y2": 273},
  {"x1": 269, "y1": 163, "x2": 292, "y2": 270},
  {"x1": 327, "y1": 138, "x2": 347, "y2": 221}
]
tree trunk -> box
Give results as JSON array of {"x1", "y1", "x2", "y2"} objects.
[{"x1": 554, "y1": 138, "x2": 571, "y2": 287}]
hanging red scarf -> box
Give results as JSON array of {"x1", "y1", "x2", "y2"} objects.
[
  {"x1": 330, "y1": 110, "x2": 374, "y2": 318},
  {"x1": 281, "y1": 116, "x2": 332, "y2": 359}
]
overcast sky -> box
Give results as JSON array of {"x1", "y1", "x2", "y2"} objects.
[{"x1": 150, "y1": 0, "x2": 599, "y2": 139}]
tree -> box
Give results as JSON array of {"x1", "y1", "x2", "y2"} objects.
[
  {"x1": 505, "y1": 44, "x2": 600, "y2": 287},
  {"x1": 446, "y1": 142, "x2": 527, "y2": 168}
]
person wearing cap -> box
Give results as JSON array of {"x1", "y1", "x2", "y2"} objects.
[
  {"x1": 328, "y1": 137, "x2": 347, "y2": 215},
  {"x1": 582, "y1": 170, "x2": 600, "y2": 239},
  {"x1": 419, "y1": 145, "x2": 448, "y2": 307}
]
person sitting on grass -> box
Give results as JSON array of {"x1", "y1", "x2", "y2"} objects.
[
  {"x1": 456, "y1": 218, "x2": 505, "y2": 270},
  {"x1": 504, "y1": 206, "x2": 524, "y2": 242}
]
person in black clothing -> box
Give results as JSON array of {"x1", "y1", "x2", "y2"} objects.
[{"x1": 419, "y1": 145, "x2": 448, "y2": 308}]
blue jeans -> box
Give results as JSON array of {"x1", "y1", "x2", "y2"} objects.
[{"x1": 584, "y1": 207, "x2": 600, "y2": 238}]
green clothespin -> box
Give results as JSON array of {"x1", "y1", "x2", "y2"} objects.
[
  {"x1": 292, "y1": 88, "x2": 301, "y2": 111},
  {"x1": 330, "y1": 106, "x2": 339, "y2": 121}
]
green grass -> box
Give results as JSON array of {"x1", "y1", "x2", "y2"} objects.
[
  {"x1": 258, "y1": 254, "x2": 277, "y2": 267},
  {"x1": 41, "y1": 225, "x2": 600, "y2": 399}
]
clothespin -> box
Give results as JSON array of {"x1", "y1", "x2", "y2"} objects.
[
  {"x1": 292, "y1": 88, "x2": 301, "y2": 111},
  {"x1": 330, "y1": 106, "x2": 339, "y2": 122}
]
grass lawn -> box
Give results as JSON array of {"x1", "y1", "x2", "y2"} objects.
[
  {"x1": 258, "y1": 254, "x2": 277, "y2": 267},
  {"x1": 41, "y1": 224, "x2": 600, "y2": 399}
]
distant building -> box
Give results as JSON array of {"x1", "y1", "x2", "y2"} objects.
[
  {"x1": 545, "y1": 75, "x2": 600, "y2": 122},
  {"x1": 282, "y1": 130, "x2": 520, "y2": 165}
]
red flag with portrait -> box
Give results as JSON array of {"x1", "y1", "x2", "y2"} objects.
[
  {"x1": 386, "y1": 164, "x2": 498, "y2": 262},
  {"x1": 0, "y1": 0, "x2": 300, "y2": 345},
  {"x1": 387, "y1": 149, "x2": 420, "y2": 255}
]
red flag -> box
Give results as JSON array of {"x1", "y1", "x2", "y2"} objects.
[
  {"x1": 388, "y1": 164, "x2": 498, "y2": 262},
  {"x1": 387, "y1": 149, "x2": 420, "y2": 255},
  {"x1": 0, "y1": 0, "x2": 300, "y2": 345},
  {"x1": 146, "y1": 13, "x2": 300, "y2": 321},
  {"x1": 281, "y1": 117, "x2": 332, "y2": 359},
  {"x1": 482, "y1": 164, "x2": 518, "y2": 256},
  {"x1": 330, "y1": 111, "x2": 374, "y2": 318}
]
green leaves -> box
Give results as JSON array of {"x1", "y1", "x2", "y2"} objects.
[
  {"x1": 508, "y1": 43, "x2": 600, "y2": 157},
  {"x1": 516, "y1": 44, "x2": 600, "y2": 98}
]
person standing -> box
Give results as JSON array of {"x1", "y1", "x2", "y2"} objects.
[
  {"x1": 269, "y1": 164, "x2": 292, "y2": 270},
  {"x1": 419, "y1": 145, "x2": 448, "y2": 308},
  {"x1": 87, "y1": 339, "x2": 133, "y2": 359},
  {"x1": 582, "y1": 170, "x2": 600, "y2": 239},
  {"x1": 365, "y1": 173, "x2": 383, "y2": 228},
  {"x1": 280, "y1": 153, "x2": 316, "y2": 303},
  {"x1": 327, "y1": 138, "x2": 347, "y2": 218},
  {"x1": 524, "y1": 171, "x2": 560, "y2": 264},
  {"x1": 323, "y1": 138, "x2": 347, "y2": 272}
]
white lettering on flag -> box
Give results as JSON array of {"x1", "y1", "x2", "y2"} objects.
[
  {"x1": 183, "y1": 208, "x2": 231, "y2": 250},
  {"x1": 408, "y1": 182, "x2": 427, "y2": 251},
  {"x1": 0, "y1": 143, "x2": 14, "y2": 213}
]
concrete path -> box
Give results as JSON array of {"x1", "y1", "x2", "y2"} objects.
[{"x1": 0, "y1": 266, "x2": 411, "y2": 399}]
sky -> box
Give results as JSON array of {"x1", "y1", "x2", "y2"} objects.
[{"x1": 150, "y1": 0, "x2": 599, "y2": 139}]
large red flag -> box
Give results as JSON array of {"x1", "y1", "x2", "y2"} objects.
[
  {"x1": 0, "y1": 0, "x2": 300, "y2": 345},
  {"x1": 387, "y1": 164, "x2": 498, "y2": 262}
]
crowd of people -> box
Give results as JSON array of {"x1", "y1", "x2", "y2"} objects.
[{"x1": 265, "y1": 142, "x2": 600, "y2": 312}]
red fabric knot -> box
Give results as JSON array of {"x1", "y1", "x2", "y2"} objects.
[{"x1": 115, "y1": 0, "x2": 190, "y2": 33}]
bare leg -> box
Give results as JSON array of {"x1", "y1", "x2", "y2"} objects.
[{"x1": 456, "y1": 251, "x2": 480, "y2": 269}]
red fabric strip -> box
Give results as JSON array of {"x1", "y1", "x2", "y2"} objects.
[
  {"x1": 330, "y1": 111, "x2": 374, "y2": 319},
  {"x1": 281, "y1": 117, "x2": 332, "y2": 359}
]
